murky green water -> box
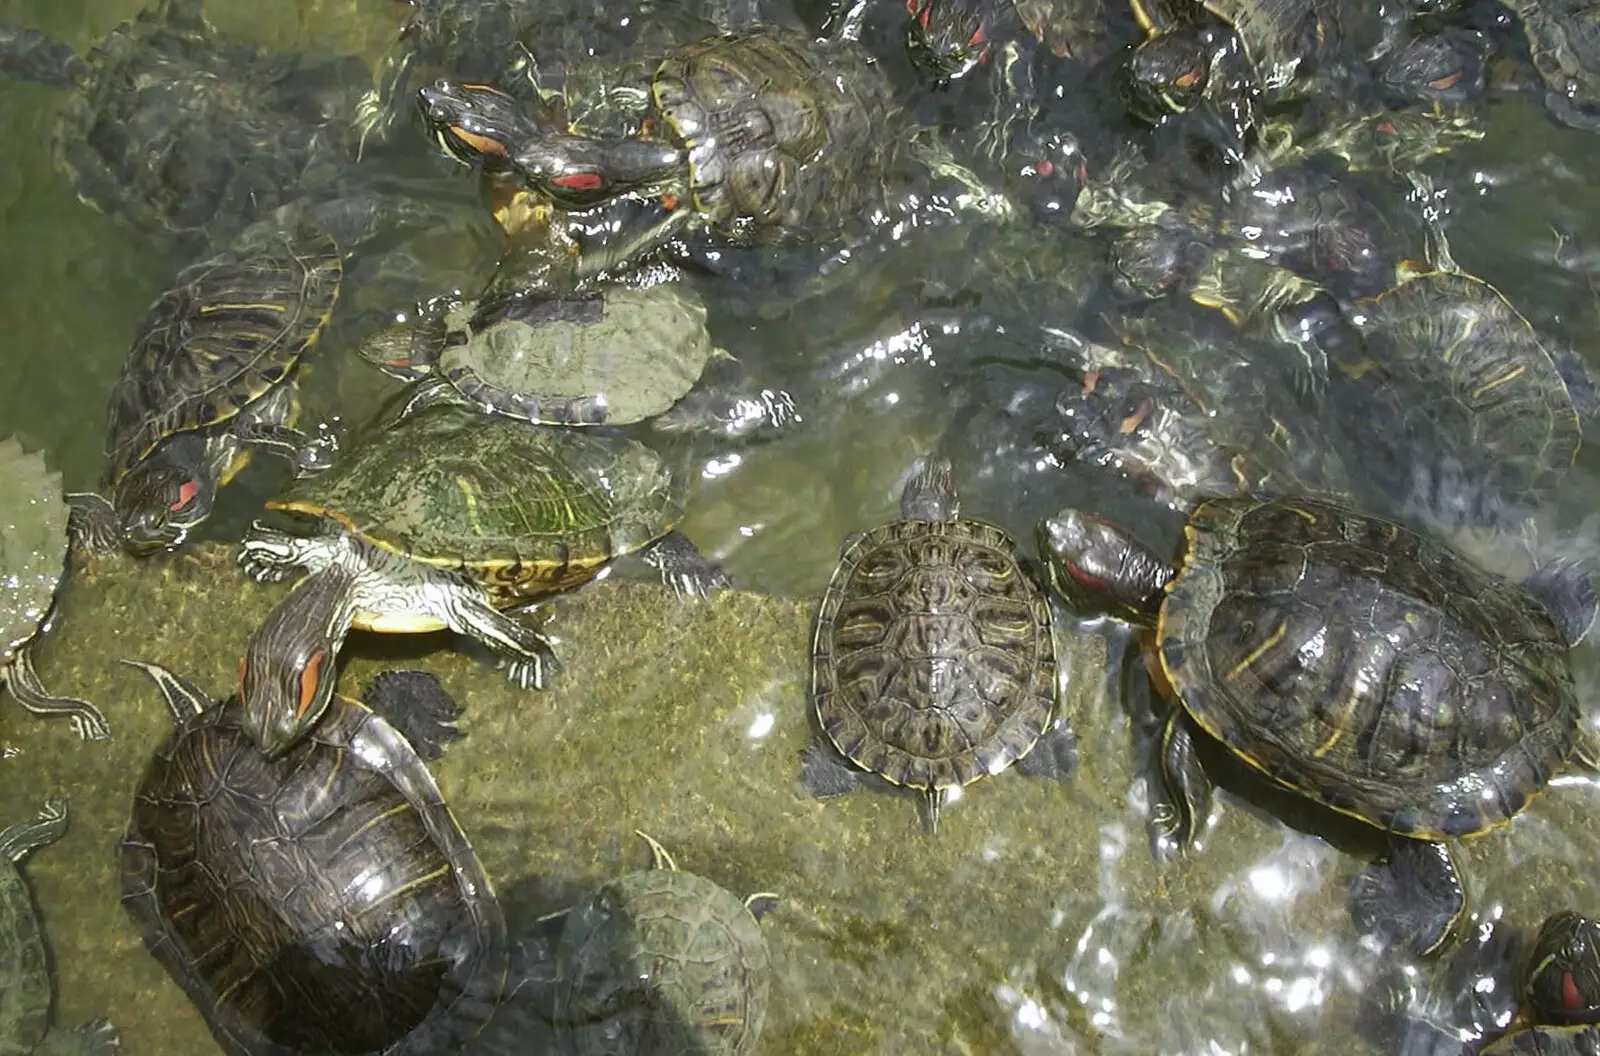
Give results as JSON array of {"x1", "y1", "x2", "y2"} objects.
[{"x1": 5, "y1": 1, "x2": 1600, "y2": 1053}]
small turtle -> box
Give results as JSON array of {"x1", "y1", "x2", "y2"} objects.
[
  {"x1": 1501, "y1": 0, "x2": 1600, "y2": 133},
  {"x1": 1478, "y1": 912, "x2": 1600, "y2": 1053},
  {"x1": 803, "y1": 458, "x2": 1077, "y2": 830},
  {"x1": 120, "y1": 660, "x2": 503, "y2": 1055},
  {"x1": 0, "y1": 438, "x2": 110, "y2": 741},
  {"x1": 236, "y1": 404, "x2": 726, "y2": 758},
  {"x1": 1, "y1": 799, "x2": 119, "y2": 1055},
  {"x1": 0, "y1": 0, "x2": 365, "y2": 248},
  {"x1": 553, "y1": 832, "x2": 775, "y2": 1056},
  {"x1": 1040, "y1": 496, "x2": 1598, "y2": 956}
]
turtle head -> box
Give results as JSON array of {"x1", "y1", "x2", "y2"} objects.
[
  {"x1": 112, "y1": 437, "x2": 219, "y2": 557},
  {"x1": 417, "y1": 79, "x2": 542, "y2": 173},
  {"x1": 511, "y1": 135, "x2": 683, "y2": 210},
  {"x1": 900, "y1": 457, "x2": 959, "y2": 521},
  {"x1": 1382, "y1": 29, "x2": 1487, "y2": 105},
  {"x1": 1037, "y1": 509, "x2": 1172, "y2": 624},
  {"x1": 1524, "y1": 912, "x2": 1600, "y2": 1026},
  {"x1": 356, "y1": 317, "x2": 447, "y2": 381},
  {"x1": 1111, "y1": 225, "x2": 1209, "y2": 301},
  {"x1": 239, "y1": 564, "x2": 356, "y2": 759},
  {"x1": 904, "y1": 0, "x2": 992, "y2": 87},
  {"x1": 1124, "y1": 28, "x2": 1213, "y2": 120}
]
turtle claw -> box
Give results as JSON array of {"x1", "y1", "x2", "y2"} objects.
[
  {"x1": 69, "y1": 712, "x2": 111, "y2": 742},
  {"x1": 643, "y1": 531, "x2": 732, "y2": 598},
  {"x1": 504, "y1": 650, "x2": 559, "y2": 691},
  {"x1": 73, "y1": 1017, "x2": 122, "y2": 1054},
  {"x1": 799, "y1": 740, "x2": 859, "y2": 798},
  {"x1": 238, "y1": 525, "x2": 302, "y2": 583}
]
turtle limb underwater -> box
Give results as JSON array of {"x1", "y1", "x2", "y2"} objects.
[
  {"x1": 802, "y1": 457, "x2": 1078, "y2": 831},
  {"x1": 1039, "y1": 497, "x2": 1599, "y2": 957}
]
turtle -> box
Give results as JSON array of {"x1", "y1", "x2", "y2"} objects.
[
  {"x1": 119, "y1": 659, "x2": 504, "y2": 1056},
  {"x1": 1477, "y1": 912, "x2": 1600, "y2": 1053},
  {"x1": 98, "y1": 211, "x2": 345, "y2": 556},
  {"x1": 0, "y1": 799, "x2": 119, "y2": 1055},
  {"x1": 552, "y1": 832, "x2": 775, "y2": 1056},
  {"x1": 801, "y1": 457, "x2": 1078, "y2": 830},
  {"x1": 1499, "y1": 1, "x2": 1600, "y2": 133},
  {"x1": 0, "y1": 0, "x2": 366, "y2": 250},
  {"x1": 235, "y1": 404, "x2": 727, "y2": 758},
  {"x1": 1038, "y1": 495, "x2": 1598, "y2": 956},
  {"x1": 0, "y1": 437, "x2": 111, "y2": 741}
]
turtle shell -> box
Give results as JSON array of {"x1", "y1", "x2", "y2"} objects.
[
  {"x1": 436, "y1": 281, "x2": 720, "y2": 426},
  {"x1": 1343, "y1": 268, "x2": 1581, "y2": 514},
  {"x1": 555, "y1": 866, "x2": 769, "y2": 1055},
  {"x1": 101, "y1": 224, "x2": 341, "y2": 490},
  {"x1": 1505, "y1": 0, "x2": 1600, "y2": 130},
  {"x1": 0, "y1": 438, "x2": 67, "y2": 667},
  {"x1": 811, "y1": 516, "x2": 1058, "y2": 797},
  {"x1": 119, "y1": 691, "x2": 506, "y2": 1056},
  {"x1": 267, "y1": 407, "x2": 684, "y2": 599},
  {"x1": 0, "y1": 803, "x2": 63, "y2": 1051},
  {"x1": 650, "y1": 25, "x2": 894, "y2": 240},
  {"x1": 1156, "y1": 497, "x2": 1581, "y2": 840},
  {"x1": 1015, "y1": 0, "x2": 1124, "y2": 62}
]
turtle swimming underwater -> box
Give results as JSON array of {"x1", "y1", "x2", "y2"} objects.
[
  {"x1": 1040, "y1": 495, "x2": 1596, "y2": 956},
  {"x1": 803, "y1": 458, "x2": 1078, "y2": 830}
]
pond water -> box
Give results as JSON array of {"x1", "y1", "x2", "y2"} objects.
[{"x1": 4, "y1": 1, "x2": 1600, "y2": 1054}]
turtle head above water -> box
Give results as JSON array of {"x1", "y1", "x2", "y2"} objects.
[
  {"x1": 417, "y1": 79, "x2": 541, "y2": 173},
  {"x1": 240, "y1": 564, "x2": 356, "y2": 758},
  {"x1": 112, "y1": 435, "x2": 219, "y2": 557},
  {"x1": 1037, "y1": 509, "x2": 1172, "y2": 624},
  {"x1": 904, "y1": 0, "x2": 993, "y2": 88}
]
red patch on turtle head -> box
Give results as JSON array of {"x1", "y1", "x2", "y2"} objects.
[
  {"x1": 551, "y1": 171, "x2": 603, "y2": 191},
  {"x1": 168, "y1": 478, "x2": 199, "y2": 511},
  {"x1": 296, "y1": 648, "x2": 326, "y2": 718}
]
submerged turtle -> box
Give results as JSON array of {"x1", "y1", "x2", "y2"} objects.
[
  {"x1": 553, "y1": 832, "x2": 775, "y2": 1056},
  {"x1": 803, "y1": 458, "x2": 1077, "y2": 830},
  {"x1": 0, "y1": 0, "x2": 364, "y2": 248},
  {"x1": 99, "y1": 213, "x2": 343, "y2": 556},
  {"x1": 120, "y1": 660, "x2": 504, "y2": 1056},
  {"x1": 1040, "y1": 496, "x2": 1597, "y2": 956},
  {"x1": 1, "y1": 799, "x2": 119, "y2": 1055},
  {"x1": 1501, "y1": 0, "x2": 1600, "y2": 133},
  {"x1": 237, "y1": 404, "x2": 726, "y2": 758},
  {"x1": 0, "y1": 438, "x2": 110, "y2": 741}
]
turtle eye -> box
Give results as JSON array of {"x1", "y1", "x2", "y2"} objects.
[
  {"x1": 295, "y1": 647, "x2": 326, "y2": 719},
  {"x1": 167, "y1": 478, "x2": 199, "y2": 512}
]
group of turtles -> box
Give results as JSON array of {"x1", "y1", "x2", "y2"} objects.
[{"x1": 1, "y1": 0, "x2": 1600, "y2": 1052}]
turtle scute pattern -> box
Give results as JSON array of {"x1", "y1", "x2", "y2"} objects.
[
  {"x1": 1162, "y1": 498, "x2": 1579, "y2": 840},
  {"x1": 814, "y1": 517, "x2": 1057, "y2": 791}
]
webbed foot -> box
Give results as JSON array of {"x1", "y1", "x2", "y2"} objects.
[
  {"x1": 360, "y1": 670, "x2": 463, "y2": 761},
  {"x1": 642, "y1": 531, "x2": 732, "y2": 598},
  {"x1": 64, "y1": 493, "x2": 120, "y2": 554},
  {"x1": 799, "y1": 739, "x2": 859, "y2": 798},
  {"x1": 1015, "y1": 717, "x2": 1077, "y2": 779},
  {"x1": 1349, "y1": 838, "x2": 1466, "y2": 958}
]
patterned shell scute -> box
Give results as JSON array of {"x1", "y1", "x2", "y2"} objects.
[
  {"x1": 101, "y1": 226, "x2": 342, "y2": 487},
  {"x1": 813, "y1": 518, "x2": 1057, "y2": 792},
  {"x1": 556, "y1": 868, "x2": 770, "y2": 1056},
  {"x1": 0, "y1": 829, "x2": 52, "y2": 1049},
  {"x1": 119, "y1": 693, "x2": 506, "y2": 1056},
  {"x1": 1201, "y1": 0, "x2": 1330, "y2": 91},
  {"x1": 1159, "y1": 498, "x2": 1580, "y2": 840},
  {"x1": 651, "y1": 26, "x2": 894, "y2": 239},
  {"x1": 0, "y1": 439, "x2": 68, "y2": 665},
  {"x1": 442, "y1": 283, "x2": 717, "y2": 425},
  {"x1": 1356, "y1": 270, "x2": 1580, "y2": 511},
  {"x1": 270, "y1": 408, "x2": 683, "y2": 594}
]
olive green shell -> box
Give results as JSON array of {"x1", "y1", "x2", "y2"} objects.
[
  {"x1": 268, "y1": 407, "x2": 683, "y2": 597},
  {"x1": 435, "y1": 283, "x2": 719, "y2": 426},
  {"x1": 811, "y1": 517, "x2": 1058, "y2": 796},
  {"x1": 0, "y1": 806, "x2": 62, "y2": 1051},
  {"x1": 555, "y1": 867, "x2": 769, "y2": 1056},
  {"x1": 101, "y1": 225, "x2": 341, "y2": 489},
  {"x1": 1156, "y1": 497, "x2": 1580, "y2": 840},
  {"x1": 650, "y1": 25, "x2": 895, "y2": 240},
  {"x1": 1350, "y1": 268, "x2": 1581, "y2": 512},
  {"x1": 0, "y1": 439, "x2": 67, "y2": 668},
  {"x1": 120, "y1": 692, "x2": 506, "y2": 1056}
]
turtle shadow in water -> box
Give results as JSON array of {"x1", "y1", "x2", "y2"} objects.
[{"x1": 465, "y1": 869, "x2": 724, "y2": 1056}]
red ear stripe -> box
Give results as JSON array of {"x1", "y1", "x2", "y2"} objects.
[
  {"x1": 169, "y1": 478, "x2": 199, "y2": 511},
  {"x1": 295, "y1": 648, "x2": 325, "y2": 718},
  {"x1": 1563, "y1": 969, "x2": 1584, "y2": 1012},
  {"x1": 551, "y1": 171, "x2": 604, "y2": 190}
]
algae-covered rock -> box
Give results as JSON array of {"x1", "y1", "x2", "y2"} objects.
[{"x1": 2, "y1": 545, "x2": 1599, "y2": 1054}]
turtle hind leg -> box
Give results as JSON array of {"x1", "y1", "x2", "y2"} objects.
[
  {"x1": 359, "y1": 670, "x2": 463, "y2": 761},
  {"x1": 1523, "y1": 560, "x2": 1598, "y2": 647},
  {"x1": 433, "y1": 586, "x2": 560, "y2": 691},
  {"x1": 1149, "y1": 710, "x2": 1212, "y2": 862},
  {"x1": 640, "y1": 531, "x2": 733, "y2": 598},
  {"x1": 0, "y1": 798, "x2": 68, "y2": 862},
  {"x1": 5, "y1": 651, "x2": 110, "y2": 741},
  {"x1": 1349, "y1": 838, "x2": 1466, "y2": 958},
  {"x1": 1015, "y1": 717, "x2": 1077, "y2": 780},
  {"x1": 35, "y1": 1018, "x2": 121, "y2": 1056},
  {"x1": 799, "y1": 739, "x2": 860, "y2": 799}
]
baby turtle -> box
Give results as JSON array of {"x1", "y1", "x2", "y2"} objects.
[
  {"x1": 237, "y1": 404, "x2": 726, "y2": 758},
  {"x1": 804, "y1": 458, "x2": 1077, "y2": 830},
  {"x1": 554, "y1": 832, "x2": 774, "y2": 1056},
  {"x1": 1041, "y1": 496, "x2": 1597, "y2": 956},
  {"x1": 1, "y1": 798, "x2": 119, "y2": 1054},
  {"x1": 120, "y1": 661, "x2": 504, "y2": 1056},
  {"x1": 0, "y1": 437, "x2": 110, "y2": 741}
]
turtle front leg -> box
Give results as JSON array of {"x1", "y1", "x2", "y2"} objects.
[
  {"x1": 1150, "y1": 710, "x2": 1213, "y2": 859},
  {"x1": 238, "y1": 521, "x2": 321, "y2": 583},
  {"x1": 231, "y1": 385, "x2": 338, "y2": 475},
  {"x1": 64, "y1": 492, "x2": 121, "y2": 554},
  {"x1": 575, "y1": 207, "x2": 698, "y2": 282},
  {"x1": 5, "y1": 650, "x2": 110, "y2": 741},
  {"x1": 385, "y1": 376, "x2": 473, "y2": 428},
  {"x1": 1015, "y1": 717, "x2": 1078, "y2": 779},
  {"x1": 1349, "y1": 838, "x2": 1467, "y2": 958},
  {"x1": 424, "y1": 578, "x2": 560, "y2": 690},
  {"x1": 798, "y1": 739, "x2": 861, "y2": 798},
  {"x1": 36, "y1": 1017, "x2": 121, "y2": 1056},
  {"x1": 640, "y1": 531, "x2": 732, "y2": 598}
]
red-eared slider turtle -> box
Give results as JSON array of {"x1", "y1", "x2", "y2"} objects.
[
  {"x1": 100, "y1": 213, "x2": 346, "y2": 556},
  {"x1": 553, "y1": 832, "x2": 775, "y2": 1056},
  {"x1": 120, "y1": 660, "x2": 504, "y2": 1056},
  {"x1": 1, "y1": 438, "x2": 110, "y2": 741},
  {"x1": 0, "y1": 0, "x2": 365, "y2": 248},
  {"x1": 2, "y1": 799, "x2": 119, "y2": 1055},
  {"x1": 1039, "y1": 496, "x2": 1598, "y2": 956},
  {"x1": 429, "y1": 24, "x2": 900, "y2": 277},
  {"x1": 1478, "y1": 913, "x2": 1600, "y2": 1053},
  {"x1": 236, "y1": 404, "x2": 727, "y2": 758},
  {"x1": 803, "y1": 458, "x2": 1078, "y2": 830},
  {"x1": 1501, "y1": 1, "x2": 1600, "y2": 133}
]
